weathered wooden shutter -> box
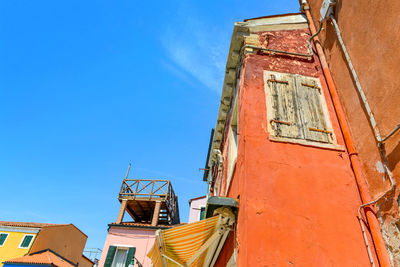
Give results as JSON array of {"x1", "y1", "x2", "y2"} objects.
[
  {"x1": 21, "y1": 235, "x2": 33, "y2": 247},
  {"x1": 295, "y1": 76, "x2": 332, "y2": 143},
  {"x1": 267, "y1": 73, "x2": 304, "y2": 139},
  {"x1": 104, "y1": 246, "x2": 117, "y2": 267},
  {"x1": 125, "y1": 247, "x2": 136, "y2": 267}
]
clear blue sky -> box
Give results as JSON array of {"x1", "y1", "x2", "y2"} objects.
[{"x1": 0, "y1": 0, "x2": 299, "y2": 251}]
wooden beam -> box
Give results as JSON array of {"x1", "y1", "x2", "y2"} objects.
[
  {"x1": 136, "y1": 201, "x2": 146, "y2": 217},
  {"x1": 116, "y1": 199, "x2": 128, "y2": 224},
  {"x1": 187, "y1": 230, "x2": 222, "y2": 266},
  {"x1": 125, "y1": 205, "x2": 141, "y2": 222},
  {"x1": 151, "y1": 201, "x2": 162, "y2": 226},
  {"x1": 136, "y1": 181, "x2": 152, "y2": 194}
]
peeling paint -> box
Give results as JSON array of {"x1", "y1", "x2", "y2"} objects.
[
  {"x1": 308, "y1": 0, "x2": 400, "y2": 264},
  {"x1": 216, "y1": 27, "x2": 374, "y2": 266},
  {"x1": 376, "y1": 161, "x2": 386, "y2": 173}
]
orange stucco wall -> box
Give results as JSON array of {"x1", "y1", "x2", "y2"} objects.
[
  {"x1": 308, "y1": 0, "x2": 400, "y2": 198},
  {"x1": 214, "y1": 232, "x2": 234, "y2": 267},
  {"x1": 306, "y1": 1, "x2": 400, "y2": 263},
  {"x1": 29, "y1": 225, "x2": 87, "y2": 265},
  {"x1": 214, "y1": 28, "x2": 376, "y2": 266},
  {"x1": 79, "y1": 256, "x2": 94, "y2": 267}
]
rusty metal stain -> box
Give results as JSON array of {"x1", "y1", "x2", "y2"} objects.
[
  {"x1": 309, "y1": 127, "x2": 333, "y2": 134},
  {"x1": 270, "y1": 119, "x2": 291, "y2": 126},
  {"x1": 301, "y1": 82, "x2": 321, "y2": 93},
  {"x1": 268, "y1": 79, "x2": 288, "y2": 84}
]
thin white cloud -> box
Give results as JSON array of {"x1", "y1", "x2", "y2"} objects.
[
  {"x1": 161, "y1": 16, "x2": 228, "y2": 92},
  {"x1": 160, "y1": 60, "x2": 198, "y2": 88}
]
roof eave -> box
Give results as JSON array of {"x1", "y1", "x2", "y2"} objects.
[
  {"x1": 207, "y1": 13, "x2": 308, "y2": 168},
  {"x1": 207, "y1": 22, "x2": 249, "y2": 167}
]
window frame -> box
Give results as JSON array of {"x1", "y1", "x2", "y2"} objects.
[
  {"x1": 107, "y1": 245, "x2": 136, "y2": 267},
  {"x1": 0, "y1": 233, "x2": 9, "y2": 247},
  {"x1": 111, "y1": 247, "x2": 128, "y2": 267},
  {"x1": 225, "y1": 99, "x2": 238, "y2": 196},
  {"x1": 264, "y1": 70, "x2": 343, "y2": 150},
  {"x1": 18, "y1": 234, "x2": 34, "y2": 249},
  {"x1": 199, "y1": 207, "x2": 206, "y2": 220}
]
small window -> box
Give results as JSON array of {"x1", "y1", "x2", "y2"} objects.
[
  {"x1": 264, "y1": 71, "x2": 337, "y2": 147},
  {"x1": 19, "y1": 234, "x2": 34, "y2": 248},
  {"x1": 200, "y1": 207, "x2": 206, "y2": 220},
  {"x1": 0, "y1": 233, "x2": 8, "y2": 246},
  {"x1": 104, "y1": 246, "x2": 136, "y2": 267}
]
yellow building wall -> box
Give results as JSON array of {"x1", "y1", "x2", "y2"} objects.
[{"x1": 0, "y1": 231, "x2": 36, "y2": 267}]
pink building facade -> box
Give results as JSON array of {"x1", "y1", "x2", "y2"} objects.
[
  {"x1": 188, "y1": 196, "x2": 207, "y2": 223},
  {"x1": 98, "y1": 177, "x2": 182, "y2": 267},
  {"x1": 98, "y1": 223, "x2": 174, "y2": 267},
  {"x1": 99, "y1": 195, "x2": 207, "y2": 266}
]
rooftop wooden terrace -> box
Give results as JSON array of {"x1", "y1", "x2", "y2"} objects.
[{"x1": 117, "y1": 179, "x2": 180, "y2": 225}]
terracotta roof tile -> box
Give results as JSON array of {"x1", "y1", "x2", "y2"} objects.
[
  {"x1": 109, "y1": 222, "x2": 186, "y2": 229},
  {"x1": 4, "y1": 250, "x2": 75, "y2": 267},
  {"x1": 0, "y1": 221, "x2": 67, "y2": 228}
]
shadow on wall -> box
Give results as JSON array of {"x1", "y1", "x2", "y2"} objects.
[
  {"x1": 312, "y1": 0, "x2": 343, "y2": 51},
  {"x1": 321, "y1": 2, "x2": 398, "y2": 175},
  {"x1": 386, "y1": 134, "x2": 400, "y2": 172}
]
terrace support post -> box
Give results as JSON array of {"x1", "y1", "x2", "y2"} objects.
[
  {"x1": 116, "y1": 199, "x2": 128, "y2": 224},
  {"x1": 151, "y1": 201, "x2": 161, "y2": 226}
]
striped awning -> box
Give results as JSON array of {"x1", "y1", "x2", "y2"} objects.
[{"x1": 148, "y1": 212, "x2": 234, "y2": 267}]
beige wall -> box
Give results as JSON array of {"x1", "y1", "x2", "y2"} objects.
[
  {"x1": 306, "y1": 0, "x2": 400, "y2": 265},
  {"x1": 30, "y1": 224, "x2": 87, "y2": 265},
  {"x1": 79, "y1": 256, "x2": 94, "y2": 267}
]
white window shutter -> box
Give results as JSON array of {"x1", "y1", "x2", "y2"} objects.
[
  {"x1": 267, "y1": 73, "x2": 304, "y2": 139},
  {"x1": 295, "y1": 76, "x2": 333, "y2": 143}
]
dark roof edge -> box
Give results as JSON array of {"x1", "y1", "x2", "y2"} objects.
[
  {"x1": 189, "y1": 196, "x2": 207, "y2": 205},
  {"x1": 244, "y1": 12, "x2": 303, "y2": 22},
  {"x1": 107, "y1": 223, "x2": 177, "y2": 230},
  {"x1": 81, "y1": 254, "x2": 94, "y2": 264}
]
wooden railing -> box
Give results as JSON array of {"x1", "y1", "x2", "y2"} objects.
[{"x1": 119, "y1": 179, "x2": 179, "y2": 223}]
